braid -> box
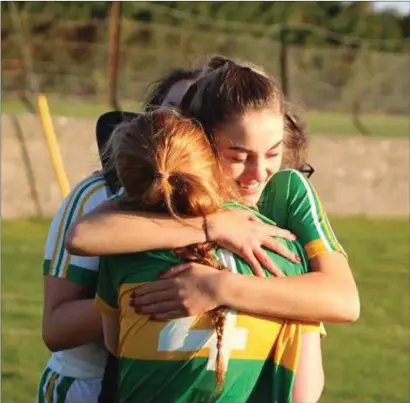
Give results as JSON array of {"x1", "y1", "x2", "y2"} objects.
[
  {"x1": 210, "y1": 307, "x2": 227, "y2": 387},
  {"x1": 174, "y1": 243, "x2": 228, "y2": 388}
]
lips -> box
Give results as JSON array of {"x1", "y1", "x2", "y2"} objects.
[{"x1": 236, "y1": 181, "x2": 263, "y2": 195}]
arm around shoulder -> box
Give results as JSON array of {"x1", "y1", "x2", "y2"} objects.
[
  {"x1": 66, "y1": 200, "x2": 208, "y2": 257},
  {"x1": 219, "y1": 250, "x2": 360, "y2": 323}
]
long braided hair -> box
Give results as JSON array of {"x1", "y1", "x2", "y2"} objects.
[
  {"x1": 173, "y1": 242, "x2": 228, "y2": 387},
  {"x1": 106, "y1": 109, "x2": 238, "y2": 386}
]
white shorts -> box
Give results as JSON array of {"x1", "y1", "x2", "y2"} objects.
[{"x1": 38, "y1": 367, "x2": 102, "y2": 403}]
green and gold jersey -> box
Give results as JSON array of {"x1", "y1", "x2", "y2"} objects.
[
  {"x1": 95, "y1": 203, "x2": 324, "y2": 403},
  {"x1": 259, "y1": 169, "x2": 346, "y2": 259},
  {"x1": 42, "y1": 172, "x2": 111, "y2": 379}
]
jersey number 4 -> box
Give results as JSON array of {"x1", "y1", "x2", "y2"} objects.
[
  {"x1": 157, "y1": 250, "x2": 250, "y2": 372},
  {"x1": 157, "y1": 311, "x2": 249, "y2": 372}
]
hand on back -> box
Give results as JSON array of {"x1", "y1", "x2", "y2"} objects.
[
  {"x1": 129, "y1": 209, "x2": 302, "y2": 320},
  {"x1": 207, "y1": 209, "x2": 300, "y2": 277}
]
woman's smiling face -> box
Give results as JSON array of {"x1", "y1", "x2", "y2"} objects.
[{"x1": 215, "y1": 108, "x2": 284, "y2": 206}]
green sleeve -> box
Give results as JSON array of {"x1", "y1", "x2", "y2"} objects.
[
  {"x1": 262, "y1": 169, "x2": 346, "y2": 259},
  {"x1": 95, "y1": 256, "x2": 118, "y2": 314}
]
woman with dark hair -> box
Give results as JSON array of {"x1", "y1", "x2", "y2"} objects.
[
  {"x1": 67, "y1": 58, "x2": 357, "y2": 327},
  {"x1": 126, "y1": 59, "x2": 357, "y2": 323},
  {"x1": 67, "y1": 57, "x2": 359, "y2": 401},
  {"x1": 95, "y1": 110, "x2": 325, "y2": 402}
]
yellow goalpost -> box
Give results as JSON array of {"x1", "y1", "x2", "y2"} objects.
[
  {"x1": 9, "y1": 1, "x2": 71, "y2": 199},
  {"x1": 37, "y1": 94, "x2": 71, "y2": 198}
]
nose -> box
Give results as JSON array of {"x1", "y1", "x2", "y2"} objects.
[{"x1": 246, "y1": 157, "x2": 269, "y2": 183}]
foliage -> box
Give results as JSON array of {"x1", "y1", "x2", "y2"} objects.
[
  {"x1": 1, "y1": 1, "x2": 409, "y2": 50},
  {"x1": 2, "y1": 2, "x2": 409, "y2": 114}
]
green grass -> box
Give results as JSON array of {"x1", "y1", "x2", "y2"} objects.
[
  {"x1": 2, "y1": 217, "x2": 409, "y2": 402},
  {"x1": 2, "y1": 97, "x2": 409, "y2": 137},
  {"x1": 306, "y1": 110, "x2": 409, "y2": 138}
]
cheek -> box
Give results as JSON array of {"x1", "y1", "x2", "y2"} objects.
[
  {"x1": 268, "y1": 149, "x2": 284, "y2": 173},
  {"x1": 219, "y1": 157, "x2": 244, "y2": 181}
]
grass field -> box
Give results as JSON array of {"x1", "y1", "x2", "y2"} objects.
[
  {"x1": 2, "y1": 217, "x2": 410, "y2": 403},
  {"x1": 3, "y1": 97, "x2": 409, "y2": 138}
]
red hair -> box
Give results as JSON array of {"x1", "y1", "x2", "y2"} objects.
[{"x1": 108, "y1": 110, "x2": 238, "y2": 386}]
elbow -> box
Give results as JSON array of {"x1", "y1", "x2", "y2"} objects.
[
  {"x1": 343, "y1": 296, "x2": 360, "y2": 323},
  {"x1": 105, "y1": 343, "x2": 117, "y2": 357},
  {"x1": 42, "y1": 316, "x2": 73, "y2": 352},
  {"x1": 334, "y1": 289, "x2": 361, "y2": 323},
  {"x1": 42, "y1": 327, "x2": 67, "y2": 353},
  {"x1": 342, "y1": 283, "x2": 361, "y2": 323},
  {"x1": 104, "y1": 336, "x2": 118, "y2": 356}
]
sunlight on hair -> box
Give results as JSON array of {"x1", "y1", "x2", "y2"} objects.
[
  {"x1": 106, "y1": 110, "x2": 236, "y2": 218},
  {"x1": 106, "y1": 109, "x2": 238, "y2": 385}
]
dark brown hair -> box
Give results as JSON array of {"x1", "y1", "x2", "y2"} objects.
[
  {"x1": 142, "y1": 56, "x2": 230, "y2": 113},
  {"x1": 143, "y1": 68, "x2": 202, "y2": 112},
  {"x1": 181, "y1": 59, "x2": 284, "y2": 140},
  {"x1": 181, "y1": 56, "x2": 309, "y2": 170},
  {"x1": 282, "y1": 108, "x2": 309, "y2": 170},
  {"x1": 107, "y1": 110, "x2": 237, "y2": 386}
]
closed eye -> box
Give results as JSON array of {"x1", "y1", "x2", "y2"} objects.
[
  {"x1": 231, "y1": 156, "x2": 247, "y2": 163},
  {"x1": 266, "y1": 152, "x2": 280, "y2": 158},
  {"x1": 227, "y1": 152, "x2": 248, "y2": 163}
]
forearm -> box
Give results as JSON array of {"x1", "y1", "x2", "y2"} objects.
[
  {"x1": 293, "y1": 333, "x2": 324, "y2": 403},
  {"x1": 43, "y1": 299, "x2": 102, "y2": 351},
  {"x1": 220, "y1": 270, "x2": 359, "y2": 323},
  {"x1": 66, "y1": 210, "x2": 206, "y2": 256},
  {"x1": 104, "y1": 340, "x2": 117, "y2": 357},
  {"x1": 102, "y1": 315, "x2": 119, "y2": 356}
]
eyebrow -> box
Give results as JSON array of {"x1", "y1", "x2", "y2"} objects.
[{"x1": 228, "y1": 140, "x2": 283, "y2": 153}]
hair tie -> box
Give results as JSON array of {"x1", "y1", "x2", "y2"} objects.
[{"x1": 155, "y1": 171, "x2": 170, "y2": 180}]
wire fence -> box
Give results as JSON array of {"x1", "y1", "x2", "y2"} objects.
[{"x1": 2, "y1": 4, "x2": 410, "y2": 115}]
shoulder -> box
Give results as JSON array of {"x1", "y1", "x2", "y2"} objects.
[
  {"x1": 46, "y1": 173, "x2": 109, "y2": 246},
  {"x1": 67, "y1": 172, "x2": 110, "y2": 209},
  {"x1": 53, "y1": 172, "x2": 109, "y2": 221},
  {"x1": 272, "y1": 168, "x2": 315, "y2": 198},
  {"x1": 262, "y1": 169, "x2": 305, "y2": 204},
  {"x1": 270, "y1": 169, "x2": 305, "y2": 187}
]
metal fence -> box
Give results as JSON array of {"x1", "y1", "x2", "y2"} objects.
[{"x1": 2, "y1": 6, "x2": 409, "y2": 114}]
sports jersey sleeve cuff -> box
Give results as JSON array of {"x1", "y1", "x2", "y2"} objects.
[
  {"x1": 305, "y1": 240, "x2": 348, "y2": 260},
  {"x1": 94, "y1": 295, "x2": 118, "y2": 316},
  {"x1": 302, "y1": 321, "x2": 327, "y2": 338},
  {"x1": 43, "y1": 260, "x2": 98, "y2": 287}
]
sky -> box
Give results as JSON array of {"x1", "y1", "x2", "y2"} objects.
[{"x1": 372, "y1": 1, "x2": 410, "y2": 14}]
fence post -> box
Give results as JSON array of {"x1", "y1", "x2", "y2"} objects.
[
  {"x1": 108, "y1": 1, "x2": 121, "y2": 110},
  {"x1": 279, "y1": 23, "x2": 289, "y2": 98}
]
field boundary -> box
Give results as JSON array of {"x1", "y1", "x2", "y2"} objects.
[{"x1": 2, "y1": 114, "x2": 409, "y2": 217}]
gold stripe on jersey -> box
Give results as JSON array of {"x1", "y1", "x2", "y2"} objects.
[
  {"x1": 61, "y1": 183, "x2": 106, "y2": 278},
  {"x1": 304, "y1": 239, "x2": 329, "y2": 259},
  {"x1": 312, "y1": 186, "x2": 345, "y2": 255},
  {"x1": 49, "y1": 187, "x2": 80, "y2": 275},
  {"x1": 116, "y1": 283, "x2": 323, "y2": 370},
  {"x1": 45, "y1": 371, "x2": 58, "y2": 403},
  {"x1": 49, "y1": 175, "x2": 102, "y2": 276}
]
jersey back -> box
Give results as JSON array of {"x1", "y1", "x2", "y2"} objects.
[{"x1": 96, "y1": 223, "x2": 318, "y2": 403}]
